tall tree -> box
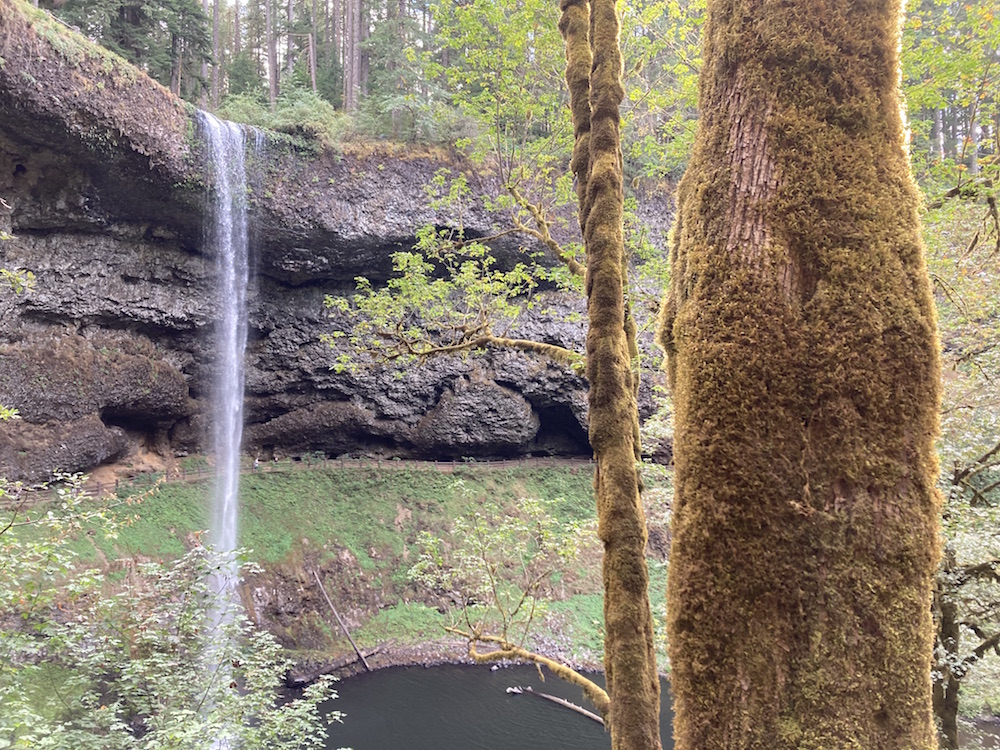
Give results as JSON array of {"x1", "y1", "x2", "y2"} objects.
[
  {"x1": 200, "y1": 0, "x2": 210, "y2": 104},
  {"x1": 265, "y1": 0, "x2": 279, "y2": 105},
  {"x1": 342, "y1": 0, "x2": 362, "y2": 109},
  {"x1": 659, "y1": 0, "x2": 942, "y2": 747},
  {"x1": 560, "y1": 0, "x2": 661, "y2": 748},
  {"x1": 211, "y1": 0, "x2": 220, "y2": 106}
]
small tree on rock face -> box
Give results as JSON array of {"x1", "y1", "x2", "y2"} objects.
[{"x1": 659, "y1": 0, "x2": 942, "y2": 746}]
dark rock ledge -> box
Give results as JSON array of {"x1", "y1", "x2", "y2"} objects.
[{"x1": 0, "y1": 0, "x2": 668, "y2": 481}]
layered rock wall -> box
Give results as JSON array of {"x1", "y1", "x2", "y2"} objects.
[{"x1": 0, "y1": 0, "x2": 666, "y2": 481}]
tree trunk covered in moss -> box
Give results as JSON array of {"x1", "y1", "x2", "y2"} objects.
[
  {"x1": 560, "y1": 1, "x2": 662, "y2": 749},
  {"x1": 658, "y1": 0, "x2": 941, "y2": 747}
]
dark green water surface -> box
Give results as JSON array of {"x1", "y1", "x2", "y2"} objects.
[{"x1": 322, "y1": 664, "x2": 673, "y2": 750}]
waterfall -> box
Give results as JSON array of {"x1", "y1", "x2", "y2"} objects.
[
  {"x1": 198, "y1": 111, "x2": 262, "y2": 748},
  {"x1": 199, "y1": 110, "x2": 259, "y2": 624}
]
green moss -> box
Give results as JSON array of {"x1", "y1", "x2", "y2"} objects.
[
  {"x1": 15, "y1": 0, "x2": 133, "y2": 82},
  {"x1": 660, "y1": 0, "x2": 941, "y2": 746}
]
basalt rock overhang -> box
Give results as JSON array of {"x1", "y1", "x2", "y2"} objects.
[
  {"x1": 0, "y1": 0, "x2": 607, "y2": 482},
  {"x1": 0, "y1": 0, "x2": 533, "y2": 284}
]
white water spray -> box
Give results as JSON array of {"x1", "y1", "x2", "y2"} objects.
[
  {"x1": 199, "y1": 110, "x2": 262, "y2": 626},
  {"x1": 199, "y1": 110, "x2": 261, "y2": 748}
]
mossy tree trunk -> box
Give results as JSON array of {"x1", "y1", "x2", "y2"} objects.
[
  {"x1": 658, "y1": 0, "x2": 942, "y2": 747},
  {"x1": 560, "y1": 1, "x2": 662, "y2": 749}
]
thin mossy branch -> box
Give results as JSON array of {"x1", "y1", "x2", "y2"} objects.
[
  {"x1": 931, "y1": 274, "x2": 972, "y2": 320},
  {"x1": 447, "y1": 626, "x2": 612, "y2": 719},
  {"x1": 385, "y1": 332, "x2": 582, "y2": 371},
  {"x1": 507, "y1": 184, "x2": 586, "y2": 277},
  {"x1": 979, "y1": 477, "x2": 1000, "y2": 497},
  {"x1": 560, "y1": 0, "x2": 661, "y2": 747},
  {"x1": 559, "y1": 0, "x2": 592, "y2": 235}
]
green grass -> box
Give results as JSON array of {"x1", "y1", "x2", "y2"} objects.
[
  {"x1": 548, "y1": 593, "x2": 605, "y2": 658},
  {"x1": 75, "y1": 463, "x2": 678, "y2": 662},
  {"x1": 353, "y1": 602, "x2": 449, "y2": 646},
  {"x1": 548, "y1": 557, "x2": 669, "y2": 667},
  {"x1": 101, "y1": 464, "x2": 598, "y2": 567}
]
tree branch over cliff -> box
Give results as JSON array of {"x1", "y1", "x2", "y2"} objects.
[
  {"x1": 324, "y1": 224, "x2": 584, "y2": 373},
  {"x1": 448, "y1": 628, "x2": 612, "y2": 719}
]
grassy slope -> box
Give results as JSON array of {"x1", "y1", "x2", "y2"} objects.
[
  {"x1": 83, "y1": 463, "x2": 665, "y2": 664},
  {"x1": 99, "y1": 463, "x2": 597, "y2": 562}
]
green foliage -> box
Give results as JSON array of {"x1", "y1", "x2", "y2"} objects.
[
  {"x1": 409, "y1": 494, "x2": 592, "y2": 646},
  {"x1": 75, "y1": 463, "x2": 612, "y2": 670},
  {"x1": 619, "y1": 0, "x2": 703, "y2": 178},
  {"x1": 324, "y1": 170, "x2": 586, "y2": 372},
  {"x1": 0, "y1": 476, "x2": 337, "y2": 748},
  {"x1": 431, "y1": 0, "x2": 570, "y2": 167},
  {"x1": 226, "y1": 50, "x2": 262, "y2": 99},
  {"x1": 902, "y1": 0, "x2": 1000, "y2": 180},
  {"x1": 922, "y1": 131, "x2": 1000, "y2": 739},
  {"x1": 327, "y1": 234, "x2": 541, "y2": 369},
  {"x1": 355, "y1": 12, "x2": 471, "y2": 144},
  {"x1": 0, "y1": 267, "x2": 34, "y2": 296},
  {"x1": 546, "y1": 594, "x2": 605, "y2": 660},
  {"x1": 217, "y1": 86, "x2": 351, "y2": 151}
]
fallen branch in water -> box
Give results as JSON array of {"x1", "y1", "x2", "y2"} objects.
[{"x1": 506, "y1": 685, "x2": 606, "y2": 726}]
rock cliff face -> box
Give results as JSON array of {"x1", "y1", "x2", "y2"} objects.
[{"x1": 0, "y1": 0, "x2": 668, "y2": 481}]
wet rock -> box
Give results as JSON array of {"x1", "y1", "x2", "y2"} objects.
[{"x1": 0, "y1": 15, "x2": 671, "y2": 480}]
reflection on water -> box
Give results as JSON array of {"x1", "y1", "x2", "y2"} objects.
[{"x1": 323, "y1": 664, "x2": 674, "y2": 750}]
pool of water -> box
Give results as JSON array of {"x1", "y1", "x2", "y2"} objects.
[{"x1": 322, "y1": 663, "x2": 674, "y2": 750}]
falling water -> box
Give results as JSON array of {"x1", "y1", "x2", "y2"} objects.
[
  {"x1": 199, "y1": 111, "x2": 261, "y2": 748},
  {"x1": 199, "y1": 111, "x2": 258, "y2": 621}
]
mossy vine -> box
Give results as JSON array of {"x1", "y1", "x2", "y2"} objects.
[{"x1": 560, "y1": 1, "x2": 662, "y2": 748}]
